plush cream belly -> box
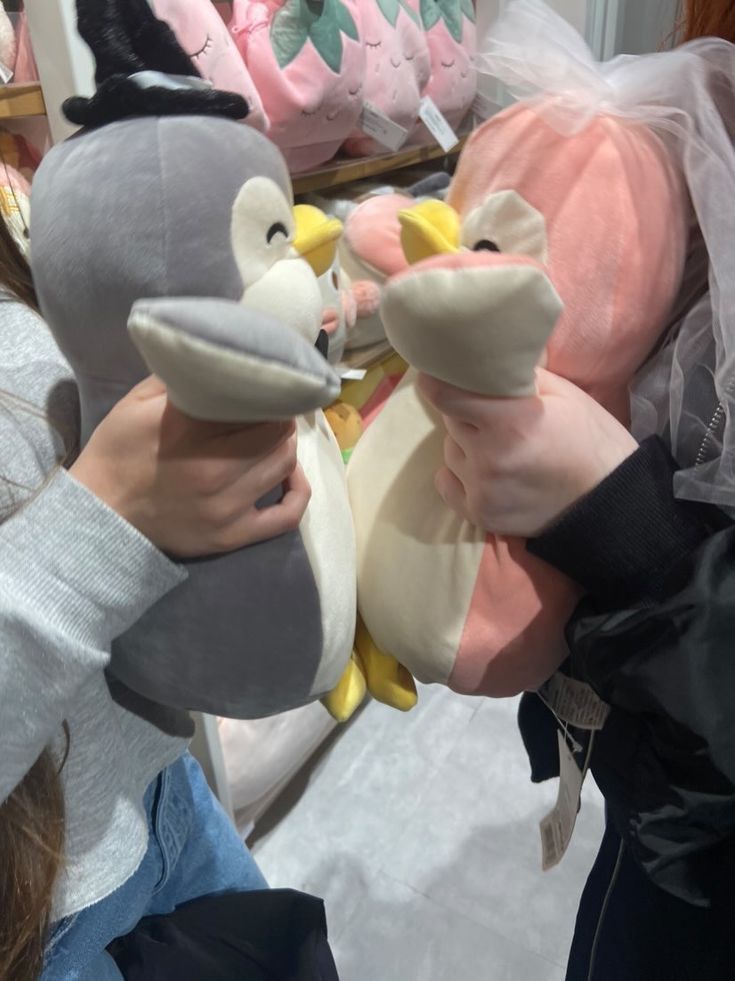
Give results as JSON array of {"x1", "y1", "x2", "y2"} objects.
[
  {"x1": 297, "y1": 411, "x2": 357, "y2": 696},
  {"x1": 347, "y1": 368, "x2": 486, "y2": 684}
]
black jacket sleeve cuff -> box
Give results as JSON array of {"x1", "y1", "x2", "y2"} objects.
[{"x1": 527, "y1": 436, "x2": 721, "y2": 606}]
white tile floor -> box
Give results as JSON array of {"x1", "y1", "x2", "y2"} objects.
[{"x1": 250, "y1": 685, "x2": 605, "y2": 981}]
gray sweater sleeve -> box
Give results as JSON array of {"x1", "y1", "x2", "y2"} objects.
[{"x1": 0, "y1": 297, "x2": 186, "y2": 802}]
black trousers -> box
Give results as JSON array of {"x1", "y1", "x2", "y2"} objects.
[{"x1": 566, "y1": 820, "x2": 734, "y2": 981}]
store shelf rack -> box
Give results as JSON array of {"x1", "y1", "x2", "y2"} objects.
[{"x1": 0, "y1": 82, "x2": 46, "y2": 119}]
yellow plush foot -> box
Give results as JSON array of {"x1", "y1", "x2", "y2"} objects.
[
  {"x1": 322, "y1": 652, "x2": 368, "y2": 723},
  {"x1": 356, "y1": 621, "x2": 418, "y2": 712}
]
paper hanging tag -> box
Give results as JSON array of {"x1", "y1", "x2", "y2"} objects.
[
  {"x1": 418, "y1": 97, "x2": 459, "y2": 153},
  {"x1": 358, "y1": 103, "x2": 410, "y2": 153},
  {"x1": 471, "y1": 90, "x2": 497, "y2": 121},
  {"x1": 540, "y1": 674, "x2": 610, "y2": 731},
  {"x1": 540, "y1": 731, "x2": 585, "y2": 871}
]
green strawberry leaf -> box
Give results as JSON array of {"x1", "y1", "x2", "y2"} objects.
[
  {"x1": 272, "y1": 0, "x2": 359, "y2": 73},
  {"x1": 377, "y1": 0, "x2": 399, "y2": 27},
  {"x1": 271, "y1": 0, "x2": 310, "y2": 68},
  {"x1": 437, "y1": 0, "x2": 463, "y2": 41},
  {"x1": 309, "y1": 1, "x2": 344, "y2": 73},
  {"x1": 460, "y1": 0, "x2": 475, "y2": 23},
  {"x1": 420, "y1": 0, "x2": 441, "y2": 31},
  {"x1": 398, "y1": 0, "x2": 421, "y2": 26},
  {"x1": 337, "y1": 0, "x2": 359, "y2": 39}
]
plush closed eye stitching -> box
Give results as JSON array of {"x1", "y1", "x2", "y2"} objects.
[
  {"x1": 366, "y1": 40, "x2": 382, "y2": 48},
  {"x1": 189, "y1": 34, "x2": 213, "y2": 60},
  {"x1": 473, "y1": 240, "x2": 501, "y2": 253},
  {"x1": 266, "y1": 222, "x2": 289, "y2": 244},
  {"x1": 441, "y1": 59, "x2": 455, "y2": 69}
]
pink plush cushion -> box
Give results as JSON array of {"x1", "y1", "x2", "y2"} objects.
[
  {"x1": 151, "y1": 0, "x2": 268, "y2": 132},
  {"x1": 407, "y1": 0, "x2": 477, "y2": 144},
  {"x1": 230, "y1": 0, "x2": 366, "y2": 172},
  {"x1": 12, "y1": 13, "x2": 37, "y2": 84},
  {"x1": 342, "y1": 0, "x2": 430, "y2": 158}
]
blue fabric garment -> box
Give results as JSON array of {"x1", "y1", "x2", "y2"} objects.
[{"x1": 42, "y1": 753, "x2": 267, "y2": 981}]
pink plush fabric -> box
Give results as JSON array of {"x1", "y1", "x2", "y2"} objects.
[
  {"x1": 351, "y1": 279, "x2": 381, "y2": 316},
  {"x1": 12, "y1": 13, "x2": 37, "y2": 84},
  {"x1": 150, "y1": 0, "x2": 268, "y2": 132},
  {"x1": 230, "y1": 0, "x2": 365, "y2": 172},
  {"x1": 342, "y1": 0, "x2": 430, "y2": 157},
  {"x1": 441, "y1": 106, "x2": 688, "y2": 696},
  {"x1": 449, "y1": 106, "x2": 688, "y2": 413},
  {"x1": 343, "y1": 193, "x2": 413, "y2": 278},
  {"x1": 407, "y1": 0, "x2": 477, "y2": 144},
  {"x1": 361, "y1": 374, "x2": 403, "y2": 428},
  {"x1": 341, "y1": 193, "x2": 413, "y2": 350}
]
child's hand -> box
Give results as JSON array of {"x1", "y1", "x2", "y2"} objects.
[
  {"x1": 71, "y1": 376, "x2": 310, "y2": 557},
  {"x1": 418, "y1": 368, "x2": 637, "y2": 538}
]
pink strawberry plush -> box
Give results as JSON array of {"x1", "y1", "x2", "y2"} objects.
[
  {"x1": 343, "y1": 0, "x2": 430, "y2": 157},
  {"x1": 231, "y1": 0, "x2": 366, "y2": 172},
  {"x1": 408, "y1": 0, "x2": 477, "y2": 143}
]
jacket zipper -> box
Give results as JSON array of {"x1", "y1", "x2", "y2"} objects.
[
  {"x1": 696, "y1": 400, "x2": 726, "y2": 466},
  {"x1": 696, "y1": 375, "x2": 735, "y2": 467}
]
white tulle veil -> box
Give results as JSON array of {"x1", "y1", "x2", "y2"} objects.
[{"x1": 476, "y1": 0, "x2": 735, "y2": 514}]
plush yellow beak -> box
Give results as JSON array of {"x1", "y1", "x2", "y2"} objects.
[
  {"x1": 398, "y1": 200, "x2": 461, "y2": 265},
  {"x1": 292, "y1": 204, "x2": 343, "y2": 277}
]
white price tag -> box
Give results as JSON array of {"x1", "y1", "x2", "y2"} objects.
[
  {"x1": 340, "y1": 368, "x2": 367, "y2": 381},
  {"x1": 540, "y1": 674, "x2": 610, "y2": 731},
  {"x1": 471, "y1": 90, "x2": 497, "y2": 121},
  {"x1": 358, "y1": 103, "x2": 410, "y2": 153},
  {"x1": 540, "y1": 732, "x2": 585, "y2": 871},
  {"x1": 418, "y1": 96, "x2": 459, "y2": 153},
  {"x1": 0, "y1": 62, "x2": 12, "y2": 85}
]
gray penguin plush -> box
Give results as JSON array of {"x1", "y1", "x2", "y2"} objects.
[{"x1": 29, "y1": 0, "x2": 356, "y2": 719}]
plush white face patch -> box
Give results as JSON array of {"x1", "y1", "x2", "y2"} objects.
[
  {"x1": 231, "y1": 176, "x2": 296, "y2": 289},
  {"x1": 230, "y1": 176, "x2": 324, "y2": 344},
  {"x1": 461, "y1": 191, "x2": 549, "y2": 265}
]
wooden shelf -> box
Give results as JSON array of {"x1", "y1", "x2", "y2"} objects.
[
  {"x1": 0, "y1": 83, "x2": 46, "y2": 119},
  {"x1": 292, "y1": 136, "x2": 468, "y2": 196}
]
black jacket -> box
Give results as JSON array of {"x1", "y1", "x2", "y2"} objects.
[
  {"x1": 108, "y1": 889, "x2": 340, "y2": 980},
  {"x1": 522, "y1": 437, "x2": 735, "y2": 908}
]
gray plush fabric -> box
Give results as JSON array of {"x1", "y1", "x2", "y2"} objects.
[
  {"x1": 30, "y1": 116, "x2": 329, "y2": 720},
  {"x1": 129, "y1": 297, "x2": 340, "y2": 421}
]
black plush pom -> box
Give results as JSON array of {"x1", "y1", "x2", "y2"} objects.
[
  {"x1": 64, "y1": 77, "x2": 249, "y2": 129},
  {"x1": 75, "y1": 0, "x2": 197, "y2": 82}
]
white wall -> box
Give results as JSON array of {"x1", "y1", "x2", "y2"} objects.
[{"x1": 615, "y1": 0, "x2": 679, "y2": 53}]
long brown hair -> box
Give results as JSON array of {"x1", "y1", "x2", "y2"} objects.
[
  {"x1": 0, "y1": 747, "x2": 66, "y2": 981},
  {"x1": 0, "y1": 211, "x2": 66, "y2": 981},
  {"x1": 682, "y1": 0, "x2": 735, "y2": 43}
]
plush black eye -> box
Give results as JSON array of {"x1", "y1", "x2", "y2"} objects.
[
  {"x1": 473, "y1": 239, "x2": 501, "y2": 253},
  {"x1": 267, "y1": 222, "x2": 289, "y2": 244}
]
